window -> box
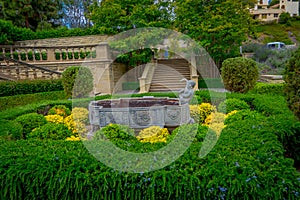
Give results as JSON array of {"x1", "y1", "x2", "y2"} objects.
[
  {"x1": 262, "y1": 14, "x2": 267, "y2": 19},
  {"x1": 274, "y1": 13, "x2": 279, "y2": 18}
]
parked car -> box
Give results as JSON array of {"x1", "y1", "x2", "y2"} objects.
[{"x1": 266, "y1": 42, "x2": 286, "y2": 50}]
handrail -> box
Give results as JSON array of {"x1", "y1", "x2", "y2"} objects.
[
  {"x1": 139, "y1": 61, "x2": 157, "y2": 93},
  {"x1": 0, "y1": 55, "x2": 61, "y2": 75}
]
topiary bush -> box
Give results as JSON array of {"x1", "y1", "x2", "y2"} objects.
[
  {"x1": 284, "y1": 47, "x2": 300, "y2": 120},
  {"x1": 224, "y1": 109, "x2": 265, "y2": 125},
  {"x1": 221, "y1": 57, "x2": 259, "y2": 93},
  {"x1": 0, "y1": 119, "x2": 23, "y2": 140},
  {"x1": 14, "y1": 113, "x2": 47, "y2": 138},
  {"x1": 94, "y1": 124, "x2": 136, "y2": 142},
  {"x1": 28, "y1": 123, "x2": 72, "y2": 140},
  {"x1": 62, "y1": 66, "x2": 93, "y2": 98},
  {"x1": 189, "y1": 103, "x2": 216, "y2": 123},
  {"x1": 218, "y1": 98, "x2": 250, "y2": 114}
]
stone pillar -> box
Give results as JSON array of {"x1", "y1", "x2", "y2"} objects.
[
  {"x1": 47, "y1": 48, "x2": 55, "y2": 61},
  {"x1": 190, "y1": 54, "x2": 199, "y2": 90},
  {"x1": 95, "y1": 42, "x2": 110, "y2": 60}
]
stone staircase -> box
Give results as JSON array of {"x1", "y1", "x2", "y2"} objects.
[{"x1": 149, "y1": 58, "x2": 190, "y2": 92}]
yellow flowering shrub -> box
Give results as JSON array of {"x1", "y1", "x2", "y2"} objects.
[
  {"x1": 48, "y1": 105, "x2": 71, "y2": 117},
  {"x1": 137, "y1": 126, "x2": 169, "y2": 143},
  {"x1": 189, "y1": 103, "x2": 216, "y2": 123},
  {"x1": 45, "y1": 114, "x2": 64, "y2": 124},
  {"x1": 72, "y1": 107, "x2": 89, "y2": 123},
  {"x1": 204, "y1": 112, "x2": 225, "y2": 125},
  {"x1": 226, "y1": 110, "x2": 238, "y2": 118},
  {"x1": 64, "y1": 114, "x2": 87, "y2": 136},
  {"x1": 208, "y1": 123, "x2": 226, "y2": 137},
  {"x1": 66, "y1": 135, "x2": 81, "y2": 141}
]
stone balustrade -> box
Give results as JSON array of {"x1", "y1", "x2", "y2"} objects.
[{"x1": 0, "y1": 43, "x2": 110, "y2": 63}]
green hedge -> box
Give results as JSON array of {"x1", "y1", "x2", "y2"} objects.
[
  {"x1": 1, "y1": 119, "x2": 299, "y2": 199},
  {"x1": 198, "y1": 78, "x2": 224, "y2": 89},
  {"x1": 0, "y1": 19, "x2": 111, "y2": 44},
  {"x1": 0, "y1": 79, "x2": 63, "y2": 97},
  {"x1": 0, "y1": 91, "x2": 67, "y2": 111},
  {"x1": 249, "y1": 82, "x2": 285, "y2": 96}
]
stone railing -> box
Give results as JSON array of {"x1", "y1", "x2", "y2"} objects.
[
  {"x1": 0, "y1": 42, "x2": 110, "y2": 64},
  {"x1": 138, "y1": 61, "x2": 157, "y2": 93}
]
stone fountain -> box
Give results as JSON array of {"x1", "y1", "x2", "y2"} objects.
[{"x1": 89, "y1": 79, "x2": 195, "y2": 129}]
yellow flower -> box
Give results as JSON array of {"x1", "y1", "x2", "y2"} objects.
[
  {"x1": 66, "y1": 135, "x2": 81, "y2": 141},
  {"x1": 137, "y1": 126, "x2": 169, "y2": 143},
  {"x1": 226, "y1": 110, "x2": 238, "y2": 118},
  {"x1": 45, "y1": 115, "x2": 64, "y2": 124}
]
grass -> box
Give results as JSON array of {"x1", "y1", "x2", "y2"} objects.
[{"x1": 255, "y1": 20, "x2": 300, "y2": 45}]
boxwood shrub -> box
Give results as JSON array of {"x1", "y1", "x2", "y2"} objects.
[
  {"x1": 14, "y1": 113, "x2": 47, "y2": 138},
  {"x1": 0, "y1": 119, "x2": 299, "y2": 199},
  {"x1": 218, "y1": 98, "x2": 250, "y2": 114},
  {"x1": 0, "y1": 119, "x2": 23, "y2": 140},
  {"x1": 0, "y1": 79, "x2": 63, "y2": 97},
  {"x1": 249, "y1": 82, "x2": 285, "y2": 96}
]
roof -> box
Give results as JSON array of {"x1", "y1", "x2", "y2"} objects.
[{"x1": 250, "y1": 9, "x2": 283, "y2": 15}]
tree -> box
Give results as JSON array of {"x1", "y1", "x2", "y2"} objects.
[
  {"x1": 60, "y1": 0, "x2": 96, "y2": 28},
  {"x1": 88, "y1": 0, "x2": 173, "y2": 34},
  {"x1": 0, "y1": 0, "x2": 62, "y2": 30},
  {"x1": 174, "y1": 0, "x2": 255, "y2": 67},
  {"x1": 284, "y1": 47, "x2": 300, "y2": 120}
]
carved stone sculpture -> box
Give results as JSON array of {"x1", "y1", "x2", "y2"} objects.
[{"x1": 178, "y1": 78, "x2": 196, "y2": 105}]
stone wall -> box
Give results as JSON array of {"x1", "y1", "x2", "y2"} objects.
[{"x1": 14, "y1": 35, "x2": 110, "y2": 47}]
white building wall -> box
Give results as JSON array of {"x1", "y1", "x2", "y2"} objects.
[{"x1": 286, "y1": 0, "x2": 299, "y2": 16}]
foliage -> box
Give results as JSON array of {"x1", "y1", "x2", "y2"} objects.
[
  {"x1": 175, "y1": 0, "x2": 255, "y2": 66},
  {"x1": 198, "y1": 78, "x2": 224, "y2": 89},
  {"x1": 71, "y1": 107, "x2": 89, "y2": 124},
  {"x1": 0, "y1": 119, "x2": 23, "y2": 140},
  {"x1": 1, "y1": 118, "x2": 299, "y2": 199},
  {"x1": 267, "y1": 114, "x2": 300, "y2": 163},
  {"x1": 253, "y1": 95, "x2": 293, "y2": 116},
  {"x1": 218, "y1": 98, "x2": 250, "y2": 114},
  {"x1": 48, "y1": 105, "x2": 71, "y2": 117},
  {"x1": 249, "y1": 83, "x2": 284, "y2": 96},
  {"x1": 189, "y1": 103, "x2": 217, "y2": 124},
  {"x1": 204, "y1": 112, "x2": 225, "y2": 125},
  {"x1": 94, "y1": 124, "x2": 136, "y2": 142},
  {"x1": 284, "y1": 47, "x2": 300, "y2": 119},
  {"x1": 137, "y1": 126, "x2": 170, "y2": 143},
  {"x1": 221, "y1": 57, "x2": 259, "y2": 93},
  {"x1": 279, "y1": 12, "x2": 292, "y2": 26},
  {"x1": 0, "y1": 91, "x2": 67, "y2": 112},
  {"x1": 61, "y1": 66, "x2": 93, "y2": 98},
  {"x1": 0, "y1": 79, "x2": 63, "y2": 97},
  {"x1": 45, "y1": 114, "x2": 64, "y2": 124},
  {"x1": 14, "y1": 113, "x2": 47, "y2": 138},
  {"x1": 224, "y1": 109, "x2": 265, "y2": 125},
  {"x1": 0, "y1": 0, "x2": 61, "y2": 30},
  {"x1": 28, "y1": 123, "x2": 72, "y2": 140}
]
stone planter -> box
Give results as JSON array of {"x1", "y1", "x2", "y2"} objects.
[{"x1": 89, "y1": 97, "x2": 191, "y2": 129}]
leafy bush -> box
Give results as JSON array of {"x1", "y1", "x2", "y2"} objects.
[
  {"x1": 1, "y1": 119, "x2": 299, "y2": 199},
  {"x1": 137, "y1": 126, "x2": 170, "y2": 143},
  {"x1": 189, "y1": 103, "x2": 216, "y2": 123},
  {"x1": 267, "y1": 114, "x2": 300, "y2": 164},
  {"x1": 249, "y1": 83, "x2": 284, "y2": 96},
  {"x1": 0, "y1": 91, "x2": 67, "y2": 112},
  {"x1": 15, "y1": 113, "x2": 47, "y2": 138},
  {"x1": 0, "y1": 79, "x2": 63, "y2": 97},
  {"x1": 28, "y1": 123, "x2": 72, "y2": 140},
  {"x1": 279, "y1": 12, "x2": 292, "y2": 25},
  {"x1": 252, "y1": 95, "x2": 292, "y2": 116},
  {"x1": 0, "y1": 119, "x2": 23, "y2": 140},
  {"x1": 221, "y1": 57, "x2": 259, "y2": 93},
  {"x1": 224, "y1": 109, "x2": 265, "y2": 125},
  {"x1": 48, "y1": 105, "x2": 71, "y2": 117},
  {"x1": 94, "y1": 124, "x2": 136, "y2": 142},
  {"x1": 218, "y1": 98, "x2": 250, "y2": 114},
  {"x1": 284, "y1": 47, "x2": 300, "y2": 119},
  {"x1": 62, "y1": 66, "x2": 93, "y2": 98}
]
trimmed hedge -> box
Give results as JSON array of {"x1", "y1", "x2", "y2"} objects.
[
  {"x1": 0, "y1": 79, "x2": 63, "y2": 97},
  {"x1": 249, "y1": 82, "x2": 285, "y2": 96},
  {"x1": 198, "y1": 78, "x2": 224, "y2": 89},
  {"x1": 0, "y1": 91, "x2": 67, "y2": 111},
  {"x1": 0, "y1": 119, "x2": 299, "y2": 199},
  {"x1": 0, "y1": 119, "x2": 23, "y2": 140},
  {"x1": 0, "y1": 19, "x2": 111, "y2": 44}
]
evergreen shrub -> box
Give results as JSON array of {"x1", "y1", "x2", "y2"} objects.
[{"x1": 221, "y1": 57, "x2": 259, "y2": 93}]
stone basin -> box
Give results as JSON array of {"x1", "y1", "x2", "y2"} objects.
[{"x1": 89, "y1": 97, "x2": 191, "y2": 129}]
